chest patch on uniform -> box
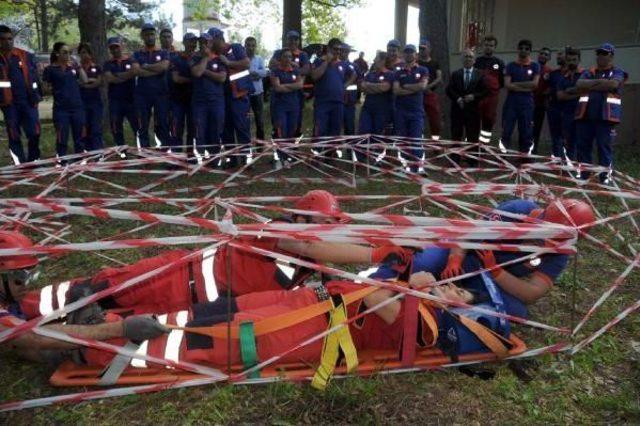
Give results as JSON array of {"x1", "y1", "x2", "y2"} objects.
[
  {"x1": 292, "y1": 74, "x2": 296, "y2": 80},
  {"x1": 492, "y1": 63, "x2": 499, "y2": 70},
  {"x1": 125, "y1": 64, "x2": 131, "y2": 69},
  {"x1": 71, "y1": 69, "x2": 77, "y2": 75},
  {"x1": 155, "y1": 55, "x2": 161, "y2": 61},
  {"x1": 527, "y1": 69, "x2": 533, "y2": 75},
  {"x1": 18, "y1": 61, "x2": 23, "y2": 67},
  {"x1": 379, "y1": 75, "x2": 385, "y2": 81},
  {"x1": 338, "y1": 65, "x2": 343, "y2": 72},
  {"x1": 212, "y1": 63, "x2": 218, "y2": 70},
  {"x1": 529, "y1": 257, "x2": 542, "y2": 267},
  {"x1": 415, "y1": 73, "x2": 421, "y2": 79},
  {"x1": 294, "y1": 57, "x2": 299, "y2": 63},
  {"x1": 91, "y1": 67, "x2": 96, "y2": 73}
]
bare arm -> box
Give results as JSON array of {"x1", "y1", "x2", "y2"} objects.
[
  {"x1": 492, "y1": 270, "x2": 553, "y2": 304},
  {"x1": 427, "y1": 69, "x2": 442, "y2": 90},
  {"x1": 576, "y1": 78, "x2": 620, "y2": 91},
  {"x1": 77, "y1": 67, "x2": 89, "y2": 85},
  {"x1": 82, "y1": 74, "x2": 103, "y2": 89},
  {"x1": 172, "y1": 70, "x2": 190, "y2": 84},
  {"x1": 203, "y1": 69, "x2": 227, "y2": 83},
  {"x1": 557, "y1": 87, "x2": 580, "y2": 101},
  {"x1": 222, "y1": 56, "x2": 250, "y2": 71},
  {"x1": 2, "y1": 321, "x2": 124, "y2": 352},
  {"x1": 311, "y1": 59, "x2": 330, "y2": 81},
  {"x1": 504, "y1": 75, "x2": 529, "y2": 92},
  {"x1": 361, "y1": 81, "x2": 391, "y2": 94},
  {"x1": 144, "y1": 59, "x2": 170, "y2": 73},
  {"x1": 191, "y1": 55, "x2": 209, "y2": 78},
  {"x1": 276, "y1": 239, "x2": 374, "y2": 263},
  {"x1": 393, "y1": 80, "x2": 414, "y2": 96},
  {"x1": 271, "y1": 76, "x2": 292, "y2": 93}
]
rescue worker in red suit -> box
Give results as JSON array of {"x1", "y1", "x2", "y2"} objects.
[
  {"x1": 82, "y1": 271, "x2": 472, "y2": 370},
  {"x1": 15, "y1": 190, "x2": 410, "y2": 319},
  {"x1": 0, "y1": 231, "x2": 168, "y2": 364},
  {"x1": 474, "y1": 35, "x2": 505, "y2": 144}
]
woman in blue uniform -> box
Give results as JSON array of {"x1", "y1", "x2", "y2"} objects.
[
  {"x1": 78, "y1": 42, "x2": 104, "y2": 151},
  {"x1": 43, "y1": 42, "x2": 88, "y2": 164},
  {"x1": 270, "y1": 48, "x2": 304, "y2": 165}
]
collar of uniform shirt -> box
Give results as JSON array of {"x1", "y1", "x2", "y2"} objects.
[{"x1": 515, "y1": 57, "x2": 532, "y2": 66}]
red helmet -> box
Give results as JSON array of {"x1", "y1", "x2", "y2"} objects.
[
  {"x1": 0, "y1": 231, "x2": 39, "y2": 270},
  {"x1": 542, "y1": 199, "x2": 596, "y2": 229},
  {"x1": 294, "y1": 190, "x2": 347, "y2": 221}
]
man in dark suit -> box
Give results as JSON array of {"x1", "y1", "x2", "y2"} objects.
[{"x1": 446, "y1": 49, "x2": 488, "y2": 148}]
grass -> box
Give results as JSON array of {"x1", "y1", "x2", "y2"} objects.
[{"x1": 1, "y1": 104, "x2": 640, "y2": 424}]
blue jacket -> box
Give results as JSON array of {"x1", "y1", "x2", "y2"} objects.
[{"x1": 0, "y1": 48, "x2": 42, "y2": 107}]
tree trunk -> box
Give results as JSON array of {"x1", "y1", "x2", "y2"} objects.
[
  {"x1": 419, "y1": 0, "x2": 450, "y2": 138},
  {"x1": 38, "y1": 0, "x2": 48, "y2": 52},
  {"x1": 282, "y1": 0, "x2": 302, "y2": 46},
  {"x1": 78, "y1": 0, "x2": 106, "y2": 65}
]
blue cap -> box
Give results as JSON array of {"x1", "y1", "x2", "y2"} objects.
[
  {"x1": 403, "y1": 44, "x2": 417, "y2": 53},
  {"x1": 107, "y1": 37, "x2": 121, "y2": 46},
  {"x1": 286, "y1": 30, "x2": 300, "y2": 39},
  {"x1": 199, "y1": 33, "x2": 212, "y2": 41},
  {"x1": 207, "y1": 27, "x2": 224, "y2": 39},
  {"x1": 183, "y1": 32, "x2": 197, "y2": 41},
  {"x1": 596, "y1": 42, "x2": 615, "y2": 54},
  {"x1": 387, "y1": 39, "x2": 401, "y2": 48},
  {"x1": 141, "y1": 23, "x2": 156, "y2": 32},
  {"x1": 341, "y1": 43, "x2": 355, "y2": 51},
  {"x1": 419, "y1": 37, "x2": 430, "y2": 48}
]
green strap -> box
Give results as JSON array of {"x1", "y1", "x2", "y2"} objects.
[{"x1": 239, "y1": 321, "x2": 260, "y2": 379}]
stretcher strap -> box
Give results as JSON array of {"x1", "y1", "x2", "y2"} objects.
[
  {"x1": 98, "y1": 341, "x2": 140, "y2": 386},
  {"x1": 418, "y1": 302, "x2": 439, "y2": 346},
  {"x1": 184, "y1": 286, "x2": 378, "y2": 339},
  {"x1": 456, "y1": 313, "x2": 509, "y2": 358},
  {"x1": 239, "y1": 321, "x2": 259, "y2": 379},
  {"x1": 401, "y1": 295, "x2": 419, "y2": 367},
  {"x1": 311, "y1": 296, "x2": 358, "y2": 391}
]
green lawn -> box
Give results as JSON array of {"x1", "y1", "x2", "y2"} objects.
[{"x1": 1, "y1": 108, "x2": 639, "y2": 424}]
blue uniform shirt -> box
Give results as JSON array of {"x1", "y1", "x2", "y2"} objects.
[
  {"x1": 312, "y1": 58, "x2": 351, "y2": 104},
  {"x1": 80, "y1": 62, "x2": 103, "y2": 104},
  {"x1": 103, "y1": 57, "x2": 137, "y2": 101},
  {"x1": 362, "y1": 69, "x2": 395, "y2": 110},
  {"x1": 505, "y1": 60, "x2": 540, "y2": 102},
  {"x1": 546, "y1": 68, "x2": 564, "y2": 108},
  {"x1": 557, "y1": 69, "x2": 582, "y2": 114},
  {"x1": 343, "y1": 61, "x2": 359, "y2": 105},
  {"x1": 170, "y1": 53, "x2": 193, "y2": 103},
  {"x1": 372, "y1": 199, "x2": 569, "y2": 318},
  {"x1": 133, "y1": 48, "x2": 169, "y2": 94},
  {"x1": 271, "y1": 67, "x2": 301, "y2": 111},
  {"x1": 579, "y1": 67, "x2": 625, "y2": 121},
  {"x1": 394, "y1": 63, "x2": 428, "y2": 112},
  {"x1": 223, "y1": 43, "x2": 253, "y2": 98},
  {"x1": 42, "y1": 63, "x2": 83, "y2": 110},
  {"x1": 189, "y1": 54, "x2": 226, "y2": 102},
  {"x1": 4, "y1": 54, "x2": 29, "y2": 103}
]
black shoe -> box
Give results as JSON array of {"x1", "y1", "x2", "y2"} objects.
[{"x1": 66, "y1": 283, "x2": 105, "y2": 325}]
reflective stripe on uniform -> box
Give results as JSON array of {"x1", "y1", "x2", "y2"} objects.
[
  {"x1": 202, "y1": 248, "x2": 218, "y2": 302},
  {"x1": 480, "y1": 130, "x2": 492, "y2": 138},
  {"x1": 578, "y1": 96, "x2": 589, "y2": 103},
  {"x1": 130, "y1": 340, "x2": 148, "y2": 367},
  {"x1": 229, "y1": 69, "x2": 250, "y2": 82},
  {"x1": 431, "y1": 135, "x2": 440, "y2": 141},
  {"x1": 56, "y1": 281, "x2": 70, "y2": 310},
  {"x1": 164, "y1": 310, "x2": 188, "y2": 363},
  {"x1": 275, "y1": 260, "x2": 296, "y2": 281},
  {"x1": 606, "y1": 97, "x2": 621, "y2": 105},
  {"x1": 39, "y1": 285, "x2": 54, "y2": 315},
  {"x1": 0, "y1": 81, "x2": 11, "y2": 88}
]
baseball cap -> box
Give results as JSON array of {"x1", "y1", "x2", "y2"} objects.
[
  {"x1": 596, "y1": 42, "x2": 615, "y2": 55},
  {"x1": 387, "y1": 39, "x2": 401, "y2": 48},
  {"x1": 141, "y1": 23, "x2": 156, "y2": 32},
  {"x1": 419, "y1": 37, "x2": 430, "y2": 48},
  {"x1": 183, "y1": 32, "x2": 197, "y2": 41},
  {"x1": 341, "y1": 43, "x2": 355, "y2": 52},
  {"x1": 403, "y1": 44, "x2": 417, "y2": 53},
  {"x1": 199, "y1": 33, "x2": 212, "y2": 41},
  {"x1": 107, "y1": 37, "x2": 121, "y2": 46},
  {"x1": 286, "y1": 30, "x2": 300, "y2": 39},
  {"x1": 207, "y1": 27, "x2": 224, "y2": 39}
]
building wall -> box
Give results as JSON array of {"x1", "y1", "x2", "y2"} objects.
[{"x1": 446, "y1": 0, "x2": 639, "y2": 145}]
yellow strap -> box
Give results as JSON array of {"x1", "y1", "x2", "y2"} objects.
[
  {"x1": 456, "y1": 313, "x2": 509, "y2": 358},
  {"x1": 418, "y1": 302, "x2": 439, "y2": 347},
  {"x1": 311, "y1": 296, "x2": 358, "y2": 390},
  {"x1": 182, "y1": 286, "x2": 378, "y2": 339}
]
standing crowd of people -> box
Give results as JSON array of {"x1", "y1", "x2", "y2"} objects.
[{"x1": 0, "y1": 24, "x2": 628, "y2": 182}]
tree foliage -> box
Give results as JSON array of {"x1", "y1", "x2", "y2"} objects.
[{"x1": 302, "y1": 0, "x2": 362, "y2": 44}]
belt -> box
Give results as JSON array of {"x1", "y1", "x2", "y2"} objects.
[{"x1": 314, "y1": 285, "x2": 330, "y2": 302}]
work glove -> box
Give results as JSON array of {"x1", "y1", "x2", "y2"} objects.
[
  {"x1": 123, "y1": 315, "x2": 170, "y2": 342},
  {"x1": 475, "y1": 249, "x2": 504, "y2": 278},
  {"x1": 441, "y1": 253, "x2": 464, "y2": 280},
  {"x1": 371, "y1": 245, "x2": 412, "y2": 273}
]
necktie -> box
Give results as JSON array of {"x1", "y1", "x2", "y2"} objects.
[{"x1": 464, "y1": 69, "x2": 470, "y2": 89}]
